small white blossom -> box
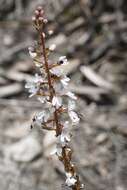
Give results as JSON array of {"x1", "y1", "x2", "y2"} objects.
[
  {"x1": 58, "y1": 56, "x2": 68, "y2": 65},
  {"x1": 28, "y1": 47, "x2": 37, "y2": 58},
  {"x1": 33, "y1": 73, "x2": 44, "y2": 83},
  {"x1": 68, "y1": 99, "x2": 80, "y2": 124},
  {"x1": 68, "y1": 110, "x2": 80, "y2": 124},
  {"x1": 35, "y1": 111, "x2": 50, "y2": 125},
  {"x1": 66, "y1": 91, "x2": 77, "y2": 100},
  {"x1": 37, "y1": 96, "x2": 47, "y2": 104},
  {"x1": 61, "y1": 76, "x2": 70, "y2": 87},
  {"x1": 46, "y1": 102, "x2": 55, "y2": 113},
  {"x1": 25, "y1": 74, "x2": 43, "y2": 97},
  {"x1": 52, "y1": 96, "x2": 62, "y2": 109},
  {"x1": 65, "y1": 173, "x2": 77, "y2": 187},
  {"x1": 50, "y1": 67, "x2": 63, "y2": 77},
  {"x1": 51, "y1": 143, "x2": 62, "y2": 157},
  {"x1": 58, "y1": 121, "x2": 71, "y2": 146},
  {"x1": 68, "y1": 99, "x2": 76, "y2": 111},
  {"x1": 49, "y1": 44, "x2": 56, "y2": 51},
  {"x1": 25, "y1": 82, "x2": 39, "y2": 97}
]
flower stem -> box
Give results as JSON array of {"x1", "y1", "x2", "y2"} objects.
[
  {"x1": 40, "y1": 31, "x2": 61, "y2": 136},
  {"x1": 31, "y1": 7, "x2": 82, "y2": 189}
]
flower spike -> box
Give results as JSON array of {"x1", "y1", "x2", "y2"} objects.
[{"x1": 26, "y1": 6, "x2": 84, "y2": 190}]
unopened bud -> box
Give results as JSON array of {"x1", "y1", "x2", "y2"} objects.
[
  {"x1": 28, "y1": 46, "x2": 34, "y2": 52},
  {"x1": 43, "y1": 18, "x2": 48, "y2": 24},
  {"x1": 40, "y1": 10, "x2": 44, "y2": 16},
  {"x1": 28, "y1": 46, "x2": 37, "y2": 58},
  {"x1": 38, "y1": 17, "x2": 43, "y2": 22},
  {"x1": 37, "y1": 6, "x2": 43, "y2": 11},
  {"x1": 35, "y1": 10, "x2": 40, "y2": 17},
  {"x1": 32, "y1": 16, "x2": 36, "y2": 22},
  {"x1": 48, "y1": 30, "x2": 54, "y2": 35},
  {"x1": 49, "y1": 44, "x2": 56, "y2": 51},
  {"x1": 42, "y1": 32, "x2": 46, "y2": 38},
  {"x1": 81, "y1": 184, "x2": 84, "y2": 189}
]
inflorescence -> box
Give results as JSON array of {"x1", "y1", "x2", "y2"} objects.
[{"x1": 25, "y1": 6, "x2": 83, "y2": 190}]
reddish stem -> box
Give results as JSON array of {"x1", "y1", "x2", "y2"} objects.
[{"x1": 40, "y1": 31, "x2": 61, "y2": 136}]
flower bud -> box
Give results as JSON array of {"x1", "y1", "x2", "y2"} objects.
[
  {"x1": 43, "y1": 18, "x2": 48, "y2": 24},
  {"x1": 35, "y1": 10, "x2": 40, "y2": 17},
  {"x1": 28, "y1": 46, "x2": 37, "y2": 58},
  {"x1": 32, "y1": 16, "x2": 36, "y2": 23},
  {"x1": 42, "y1": 32, "x2": 46, "y2": 38},
  {"x1": 49, "y1": 44, "x2": 56, "y2": 51},
  {"x1": 37, "y1": 6, "x2": 43, "y2": 11},
  {"x1": 40, "y1": 10, "x2": 44, "y2": 16},
  {"x1": 48, "y1": 30, "x2": 54, "y2": 35},
  {"x1": 38, "y1": 17, "x2": 43, "y2": 23}
]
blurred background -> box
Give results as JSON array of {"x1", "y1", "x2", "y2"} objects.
[{"x1": 0, "y1": 0, "x2": 127, "y2": 190}]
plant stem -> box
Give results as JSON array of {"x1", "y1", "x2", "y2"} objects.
[
  {"x1": 39, "y1": 20, "x2": 81, "y2": 190},
  {"x1": 40, "y1": 31, "x2": 61, "y2": 136}
]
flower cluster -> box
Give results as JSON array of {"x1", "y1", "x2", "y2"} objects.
[{"x1": 26, "y1": 6, "x2": 83, "y2": 190}]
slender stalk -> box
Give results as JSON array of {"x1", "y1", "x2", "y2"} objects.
[
  {"x1": 29, "y1": 7, "x2": 83, "y2": 190},
  {"x1": 40, "y1": 31, "x2": 61, "y2": 136},
  {"x1": 40, "y1": 30, "x2": 81, "y2": 189}
]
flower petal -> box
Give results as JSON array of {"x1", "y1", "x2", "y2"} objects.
[
  {"x1": 69, "y1": 111, "x2": 80, "y2": 124},
  {"x1": 66, "y1": 91, "x2": 77, "y2": 100}
]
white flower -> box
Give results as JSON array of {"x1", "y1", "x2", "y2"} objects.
[
  {"x1": 35, "y1": 111, "x2": 50, "y2": 125},
  {"x1": 61, "y1": 76, "x2": 70, "y2": 87},
  {"x1": 51, "y1": 143, "x2": 62, "y2": 157},
  {"x1": 68, "y1": 110, "x2": 80, "y2": 124},
  {"x1": 58, "y1": 56, "x2": 68, "y2": 65},
  {"x1": 58, "y1": 121, "x2": 70, "y2": 146},
  {"x1": 52, "y1": 96, "x2": 62, "y2": 109},
  {"x1": 37, "y1": 96, "x2": 47, "y2": 104},
  {"x1": 65, "y1": 173, "x2": 77, "y2": 186},
  {"x1": 46, "y1": 102, "x2": 55, "y2": 113},
  {"x1": 33, "y1": 74, "x2": 43, "y2": 83},
  {"x1": 68, "y1": 99, "x2": 79, "y2": 124},
  {"x1": 25, "y1": 82, "x2": 39, "y2": 97},
  {"x1": 25, "y1": 74, "x2": 44, "y2": 97},
  {"x1": 66, "y1": 91, "x2": 77, "y2": 100},
  {"x1": 28, "y1": 47, "x2": 37, "y2": 58},
  {"x1": 68, "y1": 99, "x2": 76, "y2": 111},
  {"x1": 49, "y1": 44, "x2": 56, "y2": 51},
  {"x1": 37, "y1": 95, "x2": 50, "y2": 104},
  {"x1": 50, "y1": 67, "x2": 63, "y2": 77}
]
